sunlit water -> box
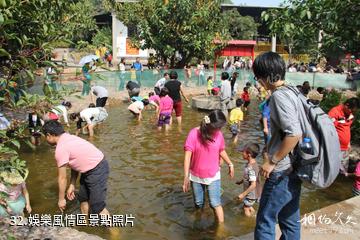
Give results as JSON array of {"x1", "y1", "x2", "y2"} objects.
[{"x1": 19, "y1": 101, "x2": 353, "y2": 239}]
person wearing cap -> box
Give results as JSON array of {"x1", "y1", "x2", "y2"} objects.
[{"x1": 42, "y1": 120, "x2": 110, "y2": 216}]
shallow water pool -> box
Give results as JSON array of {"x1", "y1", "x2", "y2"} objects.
[{"x1": 20, "y1": 101, "x2": 353, "y2": 239}]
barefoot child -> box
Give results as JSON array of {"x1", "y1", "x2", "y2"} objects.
[
  {"x1": 158, "y1": 87, "x2": 173, "y2": 131},
  {"x1": 182, "y1": 110, "x2": 234, "y2": 223},
  {"x1": 128, "y1": 99, "x2": 149, "y2": 121},
  {"x1": 241, "y1": 87, "x2": 251, "y2": 111},
  {"x1": 148, "y1": 92, "x2": 160, "y2": 113},
  {"x1": 0, "y1": 170, "x2": 32, "y2": 217},
  {"x1": 229, "y1": 99, "x2": 244, "y2": 143},
  {"x1": 237, "y1": 143, "x2": 261, "y2": 217}
]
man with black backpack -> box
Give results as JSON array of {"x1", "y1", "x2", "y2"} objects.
[{"x1": 253, "y1": 52, "x2": 303, "y2": 240}]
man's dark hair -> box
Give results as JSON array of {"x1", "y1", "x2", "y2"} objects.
[
  {"x1": 303, "y1": 81, "x2": 310, "y2": 87},
  {"x1": 345, "y1": 97, "x2": 360, "y2": 109},
  {"x1": 221, "y1": 72, "x2": 229, "y2": 80},
  {"x1": 164, "y1": 73, "x2": 169, "y2": 77},
  {"x1": 244, "y1": 143, "x2": 260, "y2": 158},
  {"x1": 42, "y1": 120, "x2": 65, "y2": 136},
  {"x1": 236, "y1": 98, "x2": 244, "y2": 107},
  {"x1": 169, "y1": 71, "x2": 178, "y2": 79},
  {"x1": 317, "y1": 87, "x2": 325, "y2": 94},
  {"x1": 89, "y1": 103, "x2": 96, "y2": 108},
  {"x1": 243, "y1": 87, "x2": 249, "y2": 92},
  {"x1": 253, "y1": 51, "x2": 286, "y2": 83}
]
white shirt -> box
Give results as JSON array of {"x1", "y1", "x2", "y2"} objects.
[
  {"x1": 119, "y1": 63, "x2": 126, "y2": 72},
  {"x1": 220, "y1": 80, "x2": 232, "y2": 100},
  {"x1": 155, "y1": 78, "x2": 166, "y2": 89},
  {"x1": 80, "y1": 108, "x2": 100, "y2": 124},
  {"x1": 190, "y1": 171, "x2": 221, "y2": 185},
  {"x1": 52, "y1": 105, "x2": 68, "y2": 124},
  {"x1": 91, "y1": 86, "x2": 108, "y2": 98}
]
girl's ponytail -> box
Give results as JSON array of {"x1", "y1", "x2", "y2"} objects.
[
  {"x1": 200, "y1": 116, "x2": 212, "y2": 143},
  {"x1": 200, "y1": 110, "x2": 227, "y2": 144}
]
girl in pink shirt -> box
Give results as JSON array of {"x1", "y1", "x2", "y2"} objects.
[
  {"x1": 158, "y1": 87, "x2": 173, "y2": 131},
  {"x1": 183, "y1": 110, "x2": 234, "y2": 223}
]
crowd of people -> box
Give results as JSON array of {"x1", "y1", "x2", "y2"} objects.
[{"x1": 1, "y1": 51, "x2": 360, "y2": 240}]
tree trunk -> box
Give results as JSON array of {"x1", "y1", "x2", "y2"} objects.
[{"x1": 176, "y1": 54, "x2": 192, "y2": 68}]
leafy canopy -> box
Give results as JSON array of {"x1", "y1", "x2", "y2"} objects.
[{"x1": 262, "y1": 0, "x2": 360, "y2": 57}]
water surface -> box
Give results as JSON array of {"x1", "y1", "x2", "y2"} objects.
[{"x1": 20, "y1": 102, "x2": 353, "y2": 239}]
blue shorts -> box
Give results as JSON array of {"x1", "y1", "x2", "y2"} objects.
[
  {"x1": 191, "y1": 180, "x2": 221, "y2": 208},
  {"x1": 243, "y1": 198, "x2": 257, "y2": 207},
  {"x1": 230, "y1": 123, "x2": 240, "y2": 135}
]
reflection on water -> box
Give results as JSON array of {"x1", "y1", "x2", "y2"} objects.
[{"x1": 20, "y1": 102, "x2": 353, "y2": 239}]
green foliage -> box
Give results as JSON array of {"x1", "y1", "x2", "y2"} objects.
[
  {"x1": 222, "y1": 9, "x2": 258, "y2": 40},
  {"x1": 262, "y1": 0, "x2": 360, "y2": 57},
  {"x1": 92, "y1": 27, "x2": 112, "y2": 51},
  {"x1": 320, "y1": 89, "x2": 342, "y2": 113},
  {"x1": 105, "y1": 0, "x2": 230, "y2": 67},
  {"x1": 0, "y1": 0, "x2": 96, "y2": 104},
  {"x1": 63, "y1": 0, "x2": 98, "y2": 44}
]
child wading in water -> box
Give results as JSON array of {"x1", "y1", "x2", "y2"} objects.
[
  {"x1": 229, "y1": 99, "x2": 244, "y2": 143},
  {"x1": 241, "y1": 87, "x2": 251, "y2": 111},
  {"x1": 183, "y1": 110, "x2": 234, "y2": 223},
  {"x1": 128, "y1": 99, "x2": 150, "y2": 121},
  {"x1": 158, "y1": 87, "x2": 173, "y2": 131},
  {"x1": 236, "y1": 143, "x2": 262, "y2": 217}
]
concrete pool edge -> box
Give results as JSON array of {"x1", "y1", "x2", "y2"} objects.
[{"x1": 237, "y1": 196, "x2": 360, "y2": 239}]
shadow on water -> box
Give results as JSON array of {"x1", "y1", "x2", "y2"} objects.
[{"x1": 19, "y1": 100, "x2": 353, "y2": 239}]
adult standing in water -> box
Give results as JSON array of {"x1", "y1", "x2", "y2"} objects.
[
  {"x1": 253, "y1": 52, "x2": 303, "y2": 240},
  {"x1": 219, "y1": 72, "x2": 232, "y2": 118},
  {"x1": 164, "y1": 71, "x2": 189, "y2": 125},
  {"x1": 81, "y1": 63, "x2": 94, "y2": 96},
  {"x1": 42, "y1": 120, "x2": 110, "y2": 216},
  {"x1": 132, "y1": 57, "x2": 143, "y2": 87},
  {"x1": 118, "y1": 58, "x2": 126, "y2": 91},
  {"x1": 90, "y1": 85, "x2": 109, "y2": 107},
  {"x1": 154, "y1": 72, "x2": 169, "y2": 95}
]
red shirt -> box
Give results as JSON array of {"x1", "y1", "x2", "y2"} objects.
[
  {"x1": 241, "y1": 92, "x2": 250, "y2": 102},
  {"x1": 328, "y1": 104, "x2": 354, "y2": 151}
]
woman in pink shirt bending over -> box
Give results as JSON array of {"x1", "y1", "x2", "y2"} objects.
[
  {"x1": 158, "y1": 87, "x2": 173, "y2": 131},
  {"x1": 183, "y1": 110, "x2": 234, "y2": 223}
]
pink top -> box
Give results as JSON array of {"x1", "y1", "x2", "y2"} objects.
[
  {"x1": 0, "y1": 182, "x2": 25, "y2": 201},
  {"x1": 184, "y1": 128, "x2": 225, "y2": 178},
  {"x1": 55, "y1": 133, "x2": 104, "y2": 173},
  {"x1": 149, "y1": 95, "x2": 160, "y2": 105},
  {"x1": 159, "y1": 95, "x2": 173, "y2": 114},
  {"x1": 354, "y1": 161, "x2": 360, "y2": 190}
]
